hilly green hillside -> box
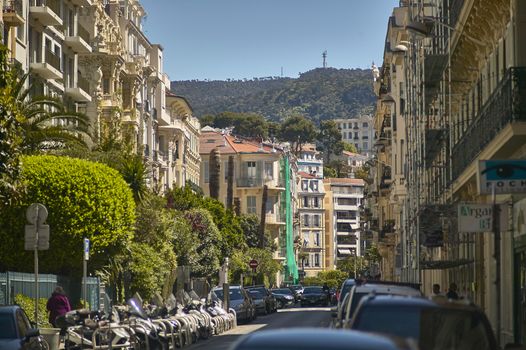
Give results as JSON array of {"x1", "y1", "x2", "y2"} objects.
[{"x1": 171, "y1": 68, "x2": 375, "y2": 123}]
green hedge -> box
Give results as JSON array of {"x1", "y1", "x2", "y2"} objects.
[
  {"x1": 14, "y1": 294, "x2": 51, "y2": 328},
  {"x1": 0, "y1": 155, "x2": 136, "y2": 274}
]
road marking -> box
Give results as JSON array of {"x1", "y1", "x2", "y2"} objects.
[{"x1": 278, "y1": 307, "x2": 331, "y2": 312}]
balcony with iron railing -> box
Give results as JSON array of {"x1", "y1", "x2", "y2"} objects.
[
  {"x1": 3, "y1": 0, "x2": 24, "y2": 26},
  {"x1": 451, "y1": 67, "x2": 526, "y2": 183},
  {"x1": 236, "y1": 177, "x2": 264, "y2": 188}
]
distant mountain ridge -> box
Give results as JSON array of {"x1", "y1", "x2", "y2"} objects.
[{"x1": 171, "y1": 67, "x2": 375, "y2": 123}]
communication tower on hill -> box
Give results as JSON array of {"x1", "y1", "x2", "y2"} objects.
[{"x1": 322, "y1": 50, "x2": 327, "y2": 68}]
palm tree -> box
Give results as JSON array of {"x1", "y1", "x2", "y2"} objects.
[{"x1": 2, "y1": 71, "x2": 92, "y2": 154}]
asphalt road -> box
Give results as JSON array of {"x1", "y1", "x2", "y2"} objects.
[{"x1": 186, "y1": 306, "x2": 332, "y2": 350}]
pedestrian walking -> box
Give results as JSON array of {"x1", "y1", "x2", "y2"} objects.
[
  {"x1": 446, "y1": 282, "x2": 459, "y2": 300},
  {"x1": 46, "y1": 286, "x2": 71, "y2": 327}
]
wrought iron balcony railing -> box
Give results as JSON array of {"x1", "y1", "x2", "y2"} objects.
[
  {"x1": 451, "y1": 67, "x2": 526, "y2": 182},
  {"x1": 3, "y1": 0, "x2": 22, "y2": 15},
  {"x1": 236, "y1": 177, "x2": 263, "y2": 187}
]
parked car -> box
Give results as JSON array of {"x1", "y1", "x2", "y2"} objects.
[
  {"x1": 300, "y1": 286, "x2": 330, "y2": 307},
  {"x1": 229, "y1": 328, "x2": 418, "y2": 350},
  {"x1": 245, "y1": 285, "x2": 277, "y2": 313},
  {"x1": 247, "y1": 290, "x2": 268, "y2": 315},
  {"x1": 349, "y1": 295, "x2": 499, "y2": 350},
  {"x1": 335, "y1": 281, "x2": 422, "y2": 328},
  {"x1": 271, "y1": 288, "x2": 296, "y2": 309},
  {"x1": 212, "y1": 285, "x2": 256, "y2": 323},
  {"x1": 288, "y1": 284, "x2": 304, "y2": 302},
  {"x1": 0, "y1": 305, "x2": 47, "y2": 350}
]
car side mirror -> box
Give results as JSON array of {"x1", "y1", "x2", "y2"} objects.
[
  {"x1": 504, "y1": 343, "x2": 525, "y2": 350},
  {"x1": 24, "y1": 328, "x2": 40, "y2": 342}
]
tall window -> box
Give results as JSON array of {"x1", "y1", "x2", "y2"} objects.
[
  {"x1": 247, "y1": 196, "x2": 257, "y2": 214},
  {"x1": 310, "y1": 180, "x2": 319, "y2": 191},
  {"x1": 313, "y1": 215, "x2": 320, "y2": 227},
  {"x1": 266, "y1": 196, "x2": 275, "y2": 214},
  {"x1": 203, "y1": 160, "x2": 209, "y2": 183},
  {"x1": 264, "y1": 161, "x2": 273, "y2": 180},
  {"x1": 247, "y1": 161, "x2": 256, "y2": 178},
  {"x1": 314, "y1": 254, "x2": 320, "y2": 267},
  {"x1": 314, "y1": 232, "x2": 320, "y2": 246},
  {"x1": 303, "y1": 214, "x2": 310, "y2": 227},
  {"x1": 303, "y1": 196, "x2": 309, "y2": 208},
  {"x1": 313, "y1": 197, "x2": 320, "y2": 208},
  {"x1": 302, "y1": 180, "x2": 308, "y2": 191}
]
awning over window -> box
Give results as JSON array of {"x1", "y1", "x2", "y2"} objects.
[
  {"x1": 420, "y1": 259, "x2": 474, "y2": 270},
  {"x1": 338, "y1": 249, "x2": 352, "y2": 255}
]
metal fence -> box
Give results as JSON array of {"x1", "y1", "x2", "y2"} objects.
[{"x1": 0, "y1": 271, "x2": 100, "y2": 310}]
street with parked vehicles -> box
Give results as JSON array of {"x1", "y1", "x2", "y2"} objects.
[{"x1": 1, "y1": 280, "x2": 520, "y2": 349}]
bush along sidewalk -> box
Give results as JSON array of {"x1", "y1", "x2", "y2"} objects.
[{"x1": 14, "y1": 294, "x2": 52, "y2": 328}]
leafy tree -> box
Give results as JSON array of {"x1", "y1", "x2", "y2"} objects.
[
  {"x1": 327, "y1": 160, "x2": 350, "y2": 178},
  {"x1": 0, "y1": 46, "x2": 23, "y2": 205},
  {"x1": 233, "y1": 113, "x2": 269, "y2": 139},
  {"x1": 323, "y1": 166, "x2": 337, "y2": 178},
  {"x1": 336, "y1": 256, "x2": 366, "y2": 278},
  {"x1": 183, "y1": 208, "x2": 222, "y2": 277},
  {"x1": 230, "y1": 247, "x2": 281, "y2": 286},
  {"x1": 354, "y1": 166, "x2": 369, "y2": 181},
  {"x1": 318, "y1": 120, "x2": 344, "y2": 163},
  {"x1": 0, "y1": 155, "x2": 135, "y2": 274},
  {"x1": 170, "y1": 214, "x2": 199, "y2": 268},
  {"x1": 342, "y1": 141, "x2": 358, "y2": 153},
  {"x1": 278, "y1": 115, "x2": 317, "y2": 155},
  {"x1": 209, "y1": 147, "x2": 221, "y2": 199}
]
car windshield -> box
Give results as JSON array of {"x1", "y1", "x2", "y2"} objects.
[
  {"x1": 0, "y1": 314, "x2": 17, "y2": 339},
  {"x1": 290, "y1": 285, "x2": 302, "y2": 291},
  {"x1": 340, "y1": 282, "x2": 354, "y2": 301},
  {"x1": 213, "y1": 289, "x2": 244, "y2": 301},
  {"x1": 419, "y1": 308, "x2": 494, "y2": 350},
  {"x1": 353, "y1": 305, "x2": 422, "y2": 339},
  {"x1": 273, "y1": 289, "x2": 292, "y2": 295},
  {"x1": 303, "y1": 287, "x2": 323, "y2": 294},
  {"x1": 249, "y1": 291, "x2": 264, "y2": 299},
  {"x1": 248, "y1": 287, "x2": 266, "y2": 294}
]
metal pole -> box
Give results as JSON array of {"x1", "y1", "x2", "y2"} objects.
[
  {"x1": 492, "y1": 184, "x2": 501, "y2": 345},
  {"x1": 83, "y1": 256, "x2": 87, "y2": 306},
  {"x1": 34, "y1": 206, "x2": 39, "y2": 326}
]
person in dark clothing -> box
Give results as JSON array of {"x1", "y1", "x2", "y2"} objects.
[
  {"x1": 46, "y1": 286, "x2": 71, "y2": 327},
  {"x1": 446, "y1": 282, "x2": 459, "y2": 300}
]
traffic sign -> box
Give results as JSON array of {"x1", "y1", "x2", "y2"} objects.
[
  {"x1": 249, "y1": 259, "x2": 258, "y2": 269},
  {"x1": 24, "y1": 224, "x2": 50, "y2": 250},
  {"x1": 26, "y1": 203, "x2": 48, "y2": 226},
  {"x1": 84, "y1": 238, "x2": 90, "y2": 261}
]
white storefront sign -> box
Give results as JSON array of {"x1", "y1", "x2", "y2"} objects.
[{"x1": 457, "y1": 203, "x2": 508, "y2": 232}]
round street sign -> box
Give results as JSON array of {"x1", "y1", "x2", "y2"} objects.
[
  {"x1": 249, "y1": 259, "x2": 259, "y2": 269},
  {"x1": 26, "y1": 203, "x2": 48, "y2": 225}
]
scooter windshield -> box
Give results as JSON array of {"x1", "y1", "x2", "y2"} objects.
[{"x1": 127, "y1": 297, "x2": 148, "y2": 319}]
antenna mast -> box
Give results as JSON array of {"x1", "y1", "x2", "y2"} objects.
[{"x1": 322, "y1": 50, "x2": 327, "y2": 68}]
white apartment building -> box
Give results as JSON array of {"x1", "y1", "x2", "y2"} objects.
[
  {"x1": 297, "y1": 144, "x2": 323, "y2": 179},
  {"x1": 298, "y1": 172, "x2": 326, "y2": 277},
  {"x1": 334, "y1": 116, "x2": 375, "y2": 157},
  {"x1": 323, "y1": 178, "x2": 365, "y2": 269},
  {"x1": 2, "y1": 0, "x2": 93, "y2": 110}
]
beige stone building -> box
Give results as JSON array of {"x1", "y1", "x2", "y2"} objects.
[
  {"x1": 374, "y1": 0, "x2": 526, "y2": 345},
  {"x1": 199, "y1": 128, "x2": 299, "y2": 284}
]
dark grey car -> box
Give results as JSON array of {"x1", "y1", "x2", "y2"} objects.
[
  {"x1": 229, "y1": 328, "x2": 417, "y2": 350},
  {"x1": 0, "y1": 305, "x2": 46, "y2": 350}
]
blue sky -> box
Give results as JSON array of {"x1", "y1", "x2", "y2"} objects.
[{"x1": 141, "y1": 0, "x2": 398, "y2": 81}]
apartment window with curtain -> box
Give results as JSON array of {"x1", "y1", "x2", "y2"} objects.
[
  {"x1": 314, "y1": 232, "x2": 320, "y2": 246},
  {"x1": 247, "y1": 161, "x2": 256, "y2": 178},
  {"x1": 247, "y1": 196, "x2": 257, "y2": 214},
  {"x1": 314, "y1": 254, "x2": 320, "y2": 267},
  {"x1": 303, "y1": 214, "x2": 310, "y2": 227},
  {"x1": 264, "y1": 161, "x2": 273, "y2": 180},
  {"x1": 313, "y1": 197, "x2": 320, "y2": 208},
  {"x1": 313, "y1": 215, "x2": 320, "y2": 227},
  {"x1": 203, "y1": 160, "x2": 209, "y2": 183},
  {"x1": 303, "y1": 196, "x2": 309, "y2": 208},
  {"x1": 302, "y1": 180, "x2": 308, "y2": 191},
  {"x1": 310, "y1": 180, "x2": 318, "y2": 191}
]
